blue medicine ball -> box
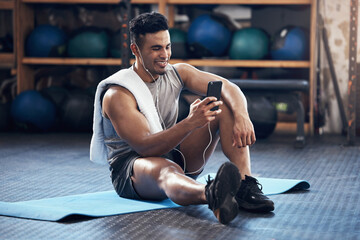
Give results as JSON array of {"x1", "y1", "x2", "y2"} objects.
[
  {"x1": 187, "y1": 14, "x2": 231, "y2": 57},
  {"x1": 11, "y1": 90, "x2": 56, "y2": 131},
  {"x1": 26, "y1": 24, "x2": 67, "y2": 57},
  {"x1": 271, "y1": 26, "x2": 309, "y2": 60}
]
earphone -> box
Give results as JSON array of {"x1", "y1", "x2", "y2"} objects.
[{"x1": 133, "y1": 42, "x2": 212, "y2": 176}]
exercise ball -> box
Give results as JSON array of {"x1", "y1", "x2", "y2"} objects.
[
  {"x1": 271, "y1": 26, "x2": 309, "y2": 60},
  {"x1": 246, "y1": 94, "x2": 277, "y2": 139},
  {"x1": 169, "y1": 28, "x2": 188, "y2": 59},
  {"x1": 26, "y1": 24, "x2": 67, "y2": 57},
  {"x1": 41, "y1": 86, "x2": 70, "y2": 129},
  {"x1": 187, "y1": 14, "x2": 232, "y2": 57},
  {"x1": 10, "y1": 90, "x2": 56, "y2": 131},
  {"x1": 229, "y1": 28, "x2": 269, "y2": 60},
  {"x1": 110, "y1": 30, "x2": 121, "y2": 58},
  {"x1": 60, "y1": 90, "x2": 94, "y2": 132},
  {"x1": 68, "y1": 29, "x2": 109, "y2": 58},
  {"x1": 41, "y1": 86, "x2": 70, "y2": 109}
]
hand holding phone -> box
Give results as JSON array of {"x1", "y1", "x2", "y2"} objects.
[{"x1": 206, "y1": 81, "x2": 222, "y2": 111}]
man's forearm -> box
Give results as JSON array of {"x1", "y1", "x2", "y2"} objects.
[
  {"x1": 222, "y1": 81, "x2": 250, "y2": 120},
  {"x1": 133, "y1": 118, "x2": 194, "y2": 157}
]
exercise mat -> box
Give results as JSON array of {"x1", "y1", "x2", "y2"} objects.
[{"x1": 0, "y1": 175, "x2": 310, "y2": 221}]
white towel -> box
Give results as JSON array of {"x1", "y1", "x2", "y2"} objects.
[{"x1": 90, "y1": 68, "x2": 163, "y2": 165}]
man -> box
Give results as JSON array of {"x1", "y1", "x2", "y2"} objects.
[{"x1": 91, "y1": 12, "x2": 274, "y2": 225}]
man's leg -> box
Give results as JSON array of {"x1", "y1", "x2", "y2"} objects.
[
  {"x1": 216, "y1": 102, "x2": 275, "y2": 212},
  {"x1": 131, "y1": 157, "x2": 241, "y2": 224},
  {"x1": 217, "y1": 103, "x2": 252, "y2": 178},
  {"x1": 180, "y1": 101, "x2": 274, "y2": 213},
  {"x1": 179, "y1": 102, "x2": 251, "y2": 178},
  {"x1": 131, "y1": 157, "x2": 206, "y2": 206}
]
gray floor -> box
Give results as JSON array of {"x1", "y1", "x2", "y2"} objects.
[{"x1": 0, "y1": 132, "x2": 359, "y2": 240}]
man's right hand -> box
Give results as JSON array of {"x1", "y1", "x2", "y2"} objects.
[{"x1": 185, "y1": 97, "x2": 223, "y2": 129}]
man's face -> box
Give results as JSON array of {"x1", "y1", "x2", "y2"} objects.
[{"x1": 138, "y1": 30, "x2": 172, "y2": 77}]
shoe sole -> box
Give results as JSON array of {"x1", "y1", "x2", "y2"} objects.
[
  {"x1": 212, "y1": 162, "x2": 241, "y2": 224},
  {"x1": 237, "y1": 199, "x2": 275, "y2": 213}
]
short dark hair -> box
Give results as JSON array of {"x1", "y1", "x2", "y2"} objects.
[{"x1": 129, "y1": 12, "x2": 169, "y2": 47}]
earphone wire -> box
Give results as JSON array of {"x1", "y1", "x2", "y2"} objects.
[{"x1": 135, "y1": 42, "x2": 211, "y2": 175}]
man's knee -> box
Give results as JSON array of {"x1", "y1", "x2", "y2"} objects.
[
  {"x1": 158, "y1": 162, "x2": 184, "y2": 184},
  {"x1": 219, "y1": 101, "x2": 232, "y2": 118},
  {"x1": 134, "y1": 157, "x2": 183, "y2": 183}
]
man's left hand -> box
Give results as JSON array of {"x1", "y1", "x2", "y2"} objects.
[{"x1": 232, "y1": 115, "x2": 256, "y2": 148}]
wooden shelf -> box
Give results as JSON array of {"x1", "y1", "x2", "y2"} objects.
[
  {"x1": 22, "y1": 57, "x2": 310, "y2": 68},
  {"x1": 21, "y1": 0, "x2": 159, "y2": 4},
  {"x1": 22, "y1": 57, "x2": 122, "y2": 65},
  {"x1": 167, "y1": 0, "x2": 311, "y2": 5},
  {"x1": 169, "y1": 59, "x2": 310, "y2": 68},
  {"x1": 0, "y1": 53, "x2": 15, "y2": 68},
  {"x1": 0, "y1": 0, "x2": 14, "y2": 9}
]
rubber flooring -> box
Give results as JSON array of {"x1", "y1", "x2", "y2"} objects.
[{"x1": 0, "y1": 132, "x2": 359, "y2": 240}]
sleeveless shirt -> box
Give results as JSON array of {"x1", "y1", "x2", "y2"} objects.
[{"x1": 103, "y1": 64, "x2": 184, "y2": 164}]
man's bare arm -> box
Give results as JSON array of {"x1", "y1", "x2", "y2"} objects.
[
  {"x1": 102, "y1": 85, "x2": 222, "y2": 157},
  {"x1": 174, "y1": 63, "x2": 255, "y2": 147}
]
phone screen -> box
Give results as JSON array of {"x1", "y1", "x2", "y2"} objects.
[{"x1": 206, "y1": 81, "x2": 222, "y2": 111}]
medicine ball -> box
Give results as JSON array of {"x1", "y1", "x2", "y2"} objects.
[
  {"x1": 229, "y1": 28, "x2": 270, "y2": 60},
  {"x1": 41, "y1": 86, "x2": 70, "y2": 128},
  {"x1": 26, "y1": 24, "x2": 67, "y2": 57},
  {"x1": 169, "y1": 28, "x2": 188, "y2": 59},
  {"x1": 246, "y1": 94, "x2": 277, "y2": 139},
  {"x1": 271, "y1": 26, "x2": 309, "y2": 60},
  {"x1": 187, "y1": 14, "x2": 232, "y2": 57},
  {"x1": 68, "y1": 29, "x2": 109, "y2": 58},
  {"x1": 60, "y1": 90, "x2": 94, "y2": 132},
  {"x1": 10, "y1": 90, "x2": 57, "y2": 131}
]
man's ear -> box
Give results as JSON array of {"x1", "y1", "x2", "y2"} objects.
[{"x1": 130, "y1": 43, "x2": 138, "y2": 56}]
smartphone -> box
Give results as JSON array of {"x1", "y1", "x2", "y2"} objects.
[{"x1": 206, "y1": 81, "x2": 222, "y2": 111}]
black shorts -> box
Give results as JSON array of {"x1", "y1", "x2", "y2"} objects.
[{"x1": 109, "y1": 148, "x2": 185, "y2": 200}]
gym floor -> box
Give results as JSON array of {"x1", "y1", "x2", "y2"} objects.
[{"x1": 0, "y1": 132, "x2": 359, "y2": 240}]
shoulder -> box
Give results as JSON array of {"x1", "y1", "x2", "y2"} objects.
[
  {"x1": 173, "y1": 63, "x2": 195, "y2": 74},
  {"x1": 102, "y1": 85, "x2": 137, "y2": 117},
  {"x1": 104, "y1": 85, "x2": 134, "y2": 101},
  {"x1": 173, "y1": 63, "x2": 200, "y2": 82}
]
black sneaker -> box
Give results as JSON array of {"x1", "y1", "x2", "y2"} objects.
[
  {"x1": 236, "y1": 175, "x2": 275, "y2": 213},
  {"x1": 205, "y1": 162, "x2": 241, "y2": 224}
]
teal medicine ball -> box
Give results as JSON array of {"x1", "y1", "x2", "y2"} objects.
[
  {"x1": 169, "y1": 28, "x2": 187, "y2": 59},
  {"x1": 229, "y1": 28, "x2": 270, "y2": 60},
  {"x1": 68, "y1": 30, "x2": 109, "y2": 58}
]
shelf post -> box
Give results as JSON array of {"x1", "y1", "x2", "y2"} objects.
[
  {"x1": 347, "y1": 0, "x2": 358, "y2": 144},
  {"x1": 16, "y1": 0, "x2": 35, "y2": 93},
  {"x1": 308, "y1": 0, "x2": 318, "y2": 136},
  {"x1": 120, "y1": 0, "x2": 131, "y2": 69}
]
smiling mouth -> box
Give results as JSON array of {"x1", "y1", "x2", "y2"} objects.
[{"x1": 155, "y1": 60, "x2": 168, "y2": 68}]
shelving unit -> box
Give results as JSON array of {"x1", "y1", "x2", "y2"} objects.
[
  {"x1": 15, "y1": 0, "x2": 162, "y2": 92},
  {"x1": 0, "y1": 0, "x2": 16, "y2": 70},
  {"x1": 165, "y1": 0, "x2": 318, "y2": 134},
  {"x1": 15, "y1": 0, "x2": 318, "y2": 134}
]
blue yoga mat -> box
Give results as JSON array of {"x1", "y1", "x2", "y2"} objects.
[{"x1": 0, "y1": 175, "x2": 309, "y2": 221}]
